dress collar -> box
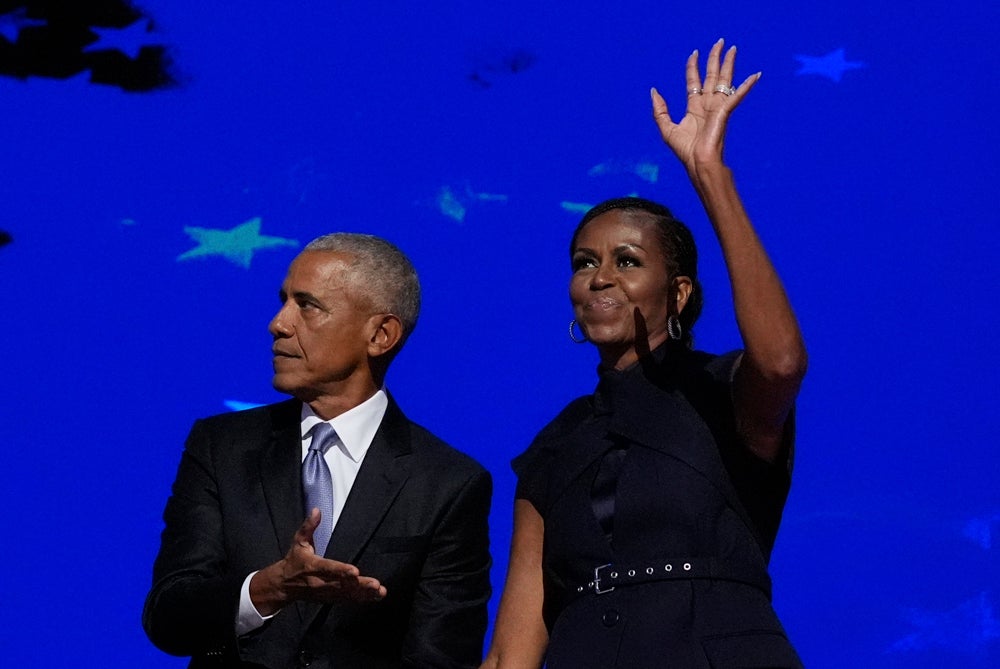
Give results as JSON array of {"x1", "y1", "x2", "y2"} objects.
[{"x1": 593, "y1": 341, "x2": 688, "y2": 415}]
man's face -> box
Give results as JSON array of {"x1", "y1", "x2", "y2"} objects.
[{"x1": 268, "y1": 250, "x2": 375, "y2": 402}]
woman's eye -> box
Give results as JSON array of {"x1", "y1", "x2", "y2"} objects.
[
  {"x1": 572, "y1": 257, "x2": 596, "y2": 271},
  {"x1": 618, "y1": 255, "x2": 640, "y2": 267}
]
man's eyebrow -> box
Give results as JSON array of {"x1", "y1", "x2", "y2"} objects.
[
  {"x1": 294, "y1": 291, "x2": 333, "y2": 311},
  {"x1": 277, "y1": 288, "x2": 322, "y2": 303}
]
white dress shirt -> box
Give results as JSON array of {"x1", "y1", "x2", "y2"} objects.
[{"x1": 235, "y1": 389, "x2": 389, "y2": 635}]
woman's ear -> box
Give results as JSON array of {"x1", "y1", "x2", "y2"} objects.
[{"x1": 672, "y1": 276, "x2": 693, "y2": 315}]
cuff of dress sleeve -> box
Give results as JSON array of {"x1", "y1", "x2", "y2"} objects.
[{"x1": 235, "y1": 571, "x2": 276, "y2": 636}]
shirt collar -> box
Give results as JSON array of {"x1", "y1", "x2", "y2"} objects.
[{"x1": 300, "y1": 389, "x2": 389, "y2": 463}]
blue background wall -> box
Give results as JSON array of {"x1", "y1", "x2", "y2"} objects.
[{"x1": 0, "y1": 1, "x2": 997, "y2": 666}]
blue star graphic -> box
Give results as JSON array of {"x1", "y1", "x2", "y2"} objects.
[
  {"x1": 83, "y1": 18, "x2": 159, "y2": 60},
  {"x1": 0, "y1": 8, "x2": 46, "y2": 43},
  {"x1": 890, "y1": 591, "x2": 1000, "y2": 653},
  {"x1": 794, "y1": 48, "x2": 865, "y2": 83},
  {"x1": 178, "y1": 218, "x2": 299, "y2": 269}
]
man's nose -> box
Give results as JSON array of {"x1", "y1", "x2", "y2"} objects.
[{"x1": 269, "y1": 306, "x2": 292, "y2": 338}]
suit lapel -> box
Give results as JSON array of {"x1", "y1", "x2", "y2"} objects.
[
  {"x1": 326, "y1": 397, "x2": 412, "y2": 565},
  {"x1": 258, "y1": 400, "x2": 305, "y2": 557},
  {"x1": 257, "y1": 396, "x2": 413, "y2": 629},
  {"x1": 256, "y1": 400, "x2": 314, "y2": 627}
]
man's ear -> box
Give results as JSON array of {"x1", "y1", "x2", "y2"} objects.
[{"x1": 367, "y1": 314, "x2": 404, "y2": 359}]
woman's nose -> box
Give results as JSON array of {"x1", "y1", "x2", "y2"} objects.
[{"x1": 590, "y1": 262, "x2": 615, "y2": 289}]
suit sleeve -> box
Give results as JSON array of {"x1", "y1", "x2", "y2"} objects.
[
  {"x1": 401, "y1": 467, "x2": 492, "y2": 668},
  {"x1": 142, "y1": 419, "x2": 245, "y2": 657}
]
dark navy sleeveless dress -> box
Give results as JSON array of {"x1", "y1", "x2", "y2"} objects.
[{"x1": 513, "y1": 344, "x2": 803, "y2": 668}]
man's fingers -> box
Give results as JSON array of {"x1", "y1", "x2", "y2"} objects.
[
  {"x1": 294, "y1": 509, "x2": 322, "y2": 547},
  {"x1": 367, "y1": 584, "x2": 387, "y2": 601},
  {"x1": 309, "y1": 557, "x2": 361, "y2": 580},
  {"x1": 353, "y1": 577, "x2": 387, "y2": 601},
  {"x1": 302, "y1": 508, "x2": 322, "y2": 530}
]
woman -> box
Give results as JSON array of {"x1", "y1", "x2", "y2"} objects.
[{"x1": 482, "y1": 40, "x2": 807, "y2": 668}]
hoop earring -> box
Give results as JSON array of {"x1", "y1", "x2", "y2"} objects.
[
  {"x1": 569, "y1": 319, "x2": 587, "y2": 344},
  {"x1": 667, "y1": 315, "x2": 683, "y2": 341}
]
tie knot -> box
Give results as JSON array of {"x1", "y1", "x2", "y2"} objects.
[{"x1": 309, "y1": 423, "x2": 337, "y2": 455}]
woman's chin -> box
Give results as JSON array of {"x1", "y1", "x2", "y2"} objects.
[{"x1": 586, "y1": 331, "x2": 634, "y2": 352}]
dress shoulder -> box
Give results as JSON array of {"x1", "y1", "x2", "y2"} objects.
[{"x1": 511, "y1": 395, "x2": 592, "y2": 511}]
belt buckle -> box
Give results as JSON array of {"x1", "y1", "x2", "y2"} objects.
[{"x1": 593, "y1": 563, "x2": 615, "y2": 595}]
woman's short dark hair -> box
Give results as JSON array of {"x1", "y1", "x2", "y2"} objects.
[{"x1": 570, "y1": 196, "x2": 703, "y2": 346}]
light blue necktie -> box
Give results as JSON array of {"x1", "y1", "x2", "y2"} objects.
[{"x1": 303, "y1": 422, "x2": 337, "y2": 556}]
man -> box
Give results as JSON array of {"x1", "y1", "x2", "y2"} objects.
[{"x1": 144, "y1": 233, "x2": 492, "y2": 668}]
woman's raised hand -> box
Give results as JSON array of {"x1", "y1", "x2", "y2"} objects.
[{"x1": 651, "y1": 39, "x2": 760, "y2": 171}]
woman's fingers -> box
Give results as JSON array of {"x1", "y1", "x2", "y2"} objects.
[
  {"x1": 651, "y1": 40, "x2": 759, "y2": 160},
  {"x1": 717, "y1": 44, "x2": 737, "y2": 92},
  {"x1": 651, "y1": 87, "x2": 670, "y2": 122},
  {"x1": 703, "y1": 38, "x2": 725, "y2": 89},
  {"x1": 650, "y1": 86, "x2": 677, "y2": 142},
  {"x1": 685, "y1": 49, "x2": 702, "y2": 97},
  {"x1": 731, "y1": 71, "x2": 762, "y2": 105}
]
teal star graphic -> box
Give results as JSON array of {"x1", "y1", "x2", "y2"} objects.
[
  {"x1": 588, "y1": 160, "x2": 659, "y2": 184},
  {"x1": 560, "y1": 200, "x2": 593, "y2": 214},
  {"x1": 178, "y1": 218, "x2": 299, "y2": 269},
  {"x1": 224, "y1": 399, "x2": 265, "y2": 412},
  {"x1": 794, "y1": 48, "x2": 865, "y2": 83}
]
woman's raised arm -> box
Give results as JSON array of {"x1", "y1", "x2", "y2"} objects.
[{"x1": 651, "y1": 40, "x2": 807, "y2": 462}]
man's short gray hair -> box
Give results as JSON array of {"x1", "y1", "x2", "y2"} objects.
[{"x1": 304, "y1": 233, "x2": 421, "y2": 345}]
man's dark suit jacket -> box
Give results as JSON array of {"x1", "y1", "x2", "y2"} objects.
[{"x1": 143, "y1": 397, "x2": 492, "y2": 669}]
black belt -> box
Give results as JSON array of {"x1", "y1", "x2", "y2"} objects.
[{"x1": 573, "y1": 557, "x2": 772, "y2": 600}]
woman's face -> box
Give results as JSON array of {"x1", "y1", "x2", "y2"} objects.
[{"x1": 570, "y1": 210, "x2": 688, "y2": 368}]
